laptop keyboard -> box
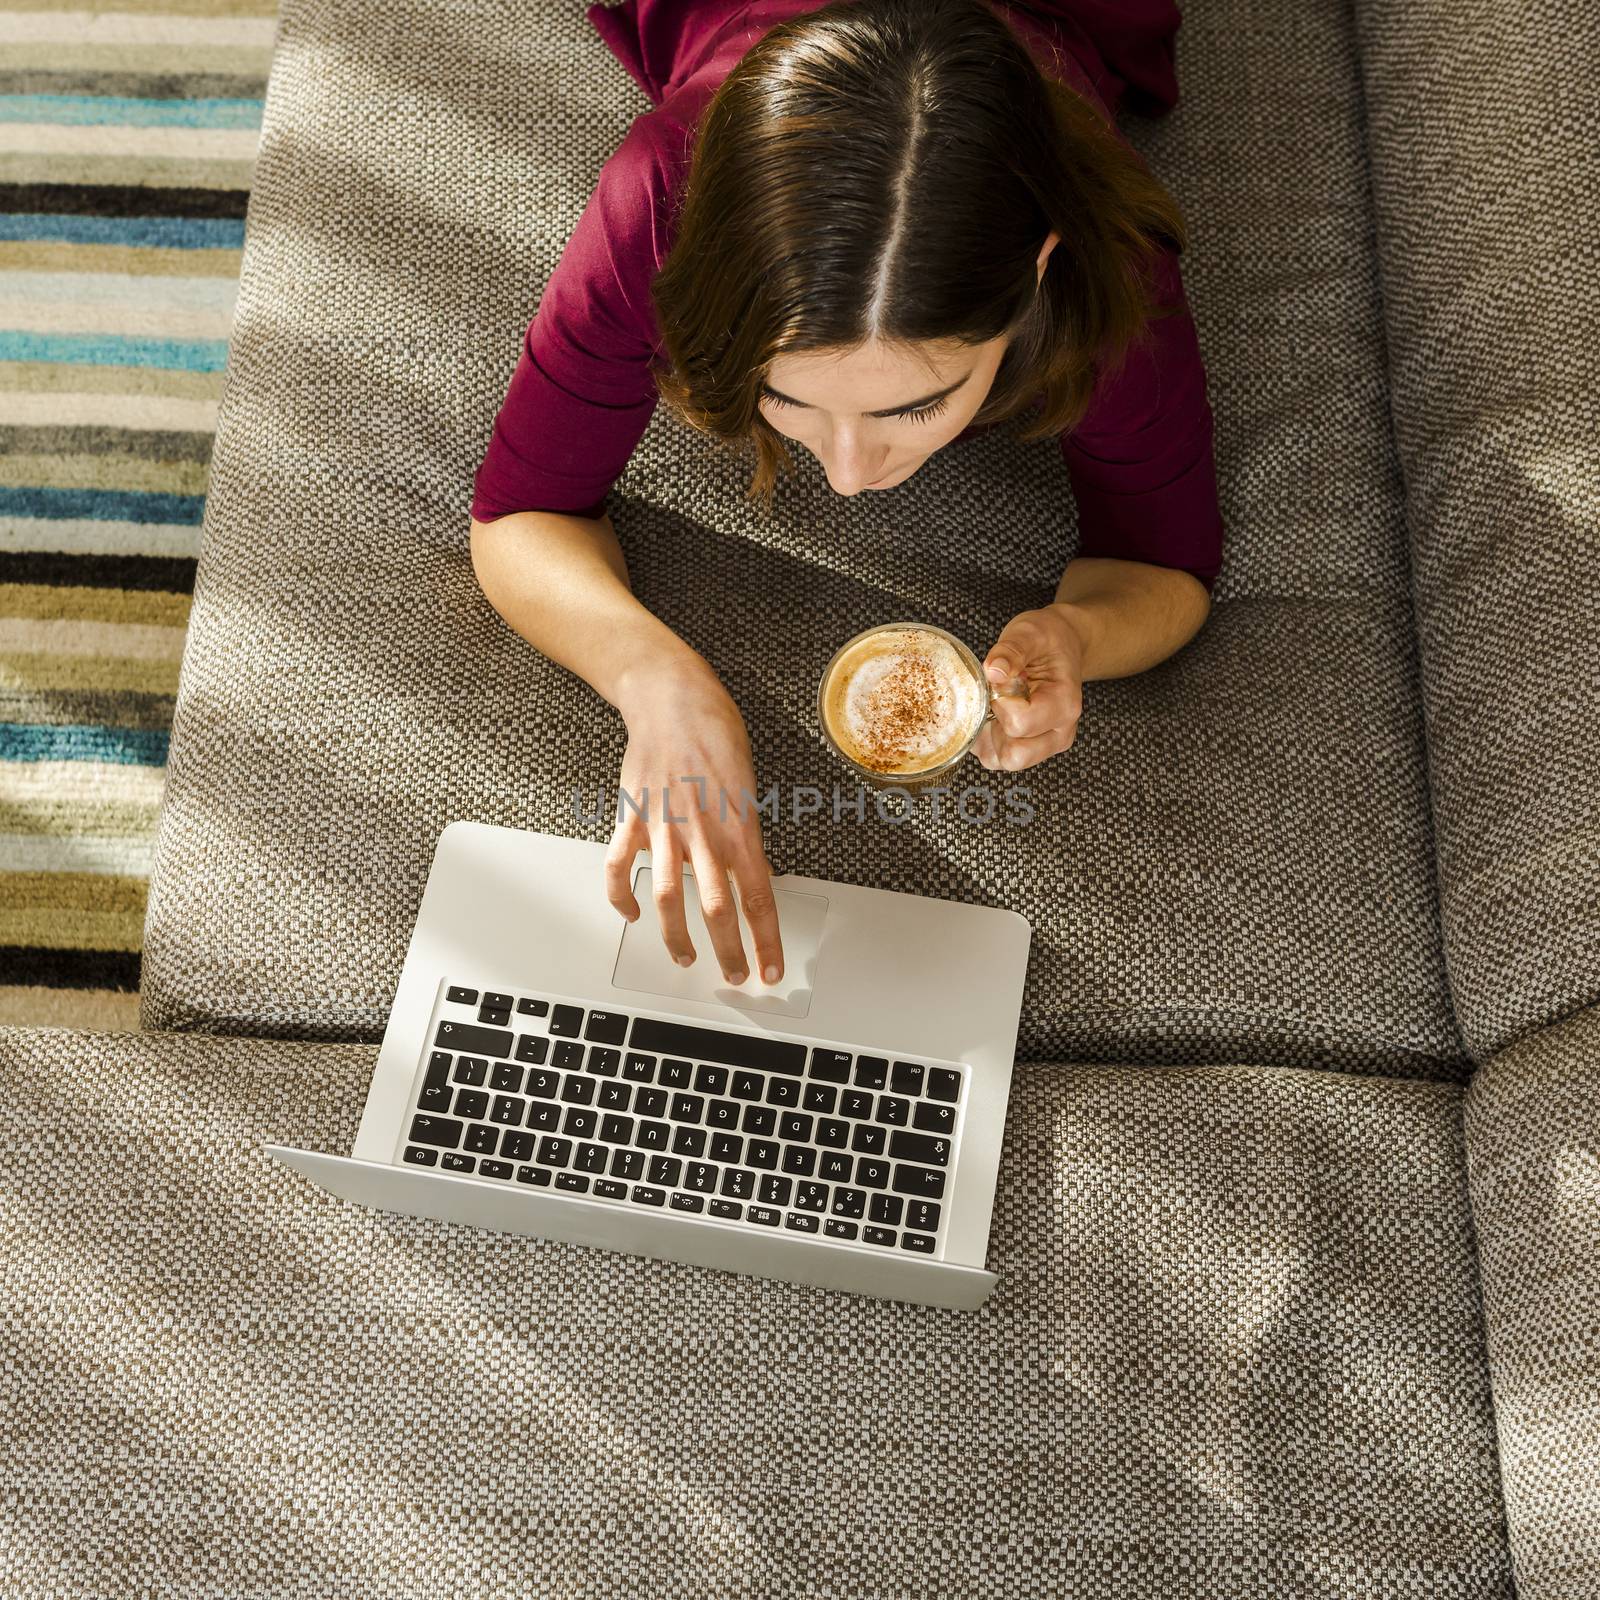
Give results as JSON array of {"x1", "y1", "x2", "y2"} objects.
[{"x1": 397, "y1": 979, "x2": 969, "y2": 1256}]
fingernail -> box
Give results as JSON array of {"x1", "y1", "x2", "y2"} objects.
[
  {"x1": 763, "y1": 964, "x2": 780, "y2": 983},
  {"x1": 986, "y1": 661, "x2": 1007, "y2": 681},
  {"x1": 676, "y1": 953, "x2": 692, "y2": 967},
  {"x1": 728, "y1": 969, "x2": 747, "y2": 984}
]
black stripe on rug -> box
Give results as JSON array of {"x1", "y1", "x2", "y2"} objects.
[
  {"x1": 0, "y1": 182, "x2": 249, "y2": 220},
  {"x1": 0, "y1": 551, "x2": 199, "y2": 595},
  {"x1": 0, "y1": 947, "x2": 142, "y2": 993}
]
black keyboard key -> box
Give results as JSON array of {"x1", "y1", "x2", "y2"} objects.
[
  {"x1": 777, "y1": 1111, "x2": 813, "y2": 1143},
  {"x1": 850, "y1": 1123, "x2": 887, "y2": 1155},
  {"x1": 840, "y1": 1090, "x2": 875, "y2": 1120},
  {"x1": 746, "y1": 1138, "x2": 779, "y2": 1169},
  {"x1": 587, "y1": 1047, "x2": 621, "y2": 1077},
  {"x1": 901, "y1": 1232, "x2": 935, "y2": 1253},
  {"x1": 832, "y1": 1187, "x2": 866, "y2": 1219},
  {"x1": 794, "y1": 1181, "x2": 828, "y2": 1212},
  {"x1": 855, "y1": 1056, "x2": 889, "y2": 1089},
  {"x1": 672, "y1": 1126, "x2": 707, "y2": 1158},
  {"x1": 516, "y1": 1166, "x2": 551, "y2": 1186},
  {"x1": 927, "y1": 1067, "x2": 962, "y2": 1102},
  {"x1": 809, "y1": 1048, "x2": 852, "y2": 1082},
  {"x1": 600, "y1": 1113, "x2": 634, "y2": 1145},
  {"x1": 913, "y1": 1102, "x2": 956, "y2": 1134},
  {"x1": 584, "y1": 1010, "x2": 628, "y2": 1045},
  {"x1": 824, "y1": 1219, "x2": 859, "y2": 1239},
  {"x1": 720, "y1": 1169, "x2": 755, "y2": 1199},
  {"x1": 694, "y1": 1064, "x2": 729, "y2": 1095},
  {"x1": 863, "y1": 1226, "x2": 897, "y2": 1247},
  {"x1": 410, "y1": 1113, "x2": 461, "y2": 1150},
  {"x1": 515, "y1": 1035, "x2": 550, "y2": 1066},
  {"x1": 730, "y1": 1070, "x2": 764, "y2": 1100},
  {"x1": 502, "y1": 1131, "x2": 535, "y2": 1162},
  {"x1": 671, "y1": 1092, "x2": 705, "y2": 1123},
  {"x1": 552, "y1": 1040, "x2": 585, "y2": 1071},
  {"x1": 876, "y1": 1096, "x2": 910, "y2": 1126},
  {"x1": 441, "y1": 1152, "x2": 475, "y2": 1172},
  {"x1": 670, "y1": 1192, "x2": 705, "y2": 1214},
  {"x1": 549, "y1": 1004, "x2": 584, "y2": 1037},
  {"x1": 555, "y1": 1172, "x2": 589, "y2": 1193},
  {"x1": 525, "y1": 1068, "x2": 559, "y2": 1099},
  {"x1": 478, "y1": 1159, "x2": 513, "y2": 1181},
  {"x1": 632, "y1": 1185, "x2": 666, "y2": 1206},
  {"x1": 709, "y1": 1131, "x2": 743, "y2": 1163},
  {"x1": 491, "y1": 1094, "x2": 525, "y2": 1127},
  {"x1": 802, "y1": 1083, "x2": 837, "y2": 1114},
  {"x1": 490, "y1": 1062, "x2": 523, "y2": 1093},
  {"x1": 742, "y1": 1105, "x2": 777, "y2": 1137},
  {"x1": 892, "y1": 1164, "x2": 946, "y2": 1200},
  {"x1": 648, "y1": 1155, "x2": 682, "y2": 1187},
  {"x1": 597, "y1": 1081, "x2": 632, "y2": 1111},
  {"x1": 563, "y1": 1107, "x2": 597, "y2": 1139},
  {"x1": 435, "y1": 1020, "x2": 512, "y2": 1057},
  {"x1": 537, "y1": 1136, "x2": 571, "y2": 1166},
  {"x1": 466, "y1": 1124, "x2": 499, "y2": 1155},
  {"x1": 560, "y1": 1076, "x2": 595, "y2": 1105},
  {"x1": 684, "y1": 1162, "x2": 717, "y2": 1193},
  {"x1": 516, "y1": 997, "x2": 549, "y2": 1017},
  {"x1": 623, "y1": 1053, "x2": 656, "y2": 1082},
  {"x1": 612, "y1": 1149, "x2": 646, "y2": 1180},
  {"x1": 759, "y1": 1174, "x2": 792, "y2": 1206},
  {"x1": 819, "y1": 1151, "x2": 852, "y2": 1183},
  {"x1": 478, "y1": 1006, "x2": 510, "y2": 1027},
  {"x1": 446, "y1": 985, "x2": 478, "y2": 1005},
  {"x1": 452, "y1": 1056, "x2": 487, "y2": 1087},
  {"x1": 635, "y1": 1087, "x2": 669, "y2": 1118},
  {"x1": 907, "y1": 1201, "x2": 941, "y2": 1232},
  {"x1": 403, "y1": 1145, "x2": 439, "y2": 1166},
  {"x1": 816, "y1": 1117, "x2": 849, "y2": 1149},
  {"x1": 870, "y1": 1194, "x2": 903, "y2": 1226},
  {"x1": 637, "y1": 1119, "x2": 671, "y2": 1150},
  {"x1": 855, "y1": 1157, "x2": 890, "y2": 1189},
  {"x1": 765, "y1": 1077, "x2": 800, "y2": 1108},
  {"x1": 575, "y1": 1143, "x2": 609, "y2": 1174},
  {"x1": 784, "y1": 1212, "x2": 819, "y2": 1233},
  {"x1": 628, "y1": 1015, "x2": 807, "y2": 1077},
  {"x1": 593, "y1": 1179, "x2": 628, "y2": 1199},
  {"x1": 706, "y1": 1098, "x2": 741, "y2": 1130},
  {"x1": 658, "y1": 1059, "x2": 692, "y2": 1088},
  {"x1": 454, "y1": 1088, "x2": 489, "y2": 1120},
  {"x1": 747, "y1": 1206, "x2": 781, "y2": 1226},
  {"x1": 890, "y1": 1061, "x2": 925, "y2": 1096},
  {"x1": 708, "y1": 1199, "x2": 743, "y2": 1219},
  {"x1": 420, "y1": 1052, "x2": 453, "y2": 1111},
  {"x1": 780, "y1": 1147, "x2": 816, "y2": 1177},
  {"x1": 483, "y1": 992, "x2": 512, "y2": 1010},
  {"x1": 889, "y1": 1129, "x2": 951, "y2": 1166},
  {"x1": 527, "y1": 1102, "x2": 561, "y2": 1132}
]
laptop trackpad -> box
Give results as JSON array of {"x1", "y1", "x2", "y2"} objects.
[{"x1": 610, "y1": 866, "x2": 827, "y2": 1020}]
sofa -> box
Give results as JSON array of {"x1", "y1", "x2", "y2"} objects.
[{"x1": 2, "y1": 0, "x2": 1596, "y2": 1592}]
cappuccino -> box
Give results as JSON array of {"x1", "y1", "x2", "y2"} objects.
[{"x1": 820, "y1": 624, "x2": 988, "y2": 778}]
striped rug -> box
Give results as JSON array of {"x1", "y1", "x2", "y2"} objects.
[{"x1": 0, "y1": 0, "x2": 276, "y2": 1028}]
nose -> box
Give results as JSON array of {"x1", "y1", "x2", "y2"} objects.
[{"x1": 820, "y1": 422, "x2": 887, "y2": 496}]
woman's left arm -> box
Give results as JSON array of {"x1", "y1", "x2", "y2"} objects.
[{"x1": 973, "y1": 556, "x2": 1208, "y2": 771}]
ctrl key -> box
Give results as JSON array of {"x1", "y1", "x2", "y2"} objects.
[{"x1": 409, "y1": 1114, "x2": 462, "y2": 1149}]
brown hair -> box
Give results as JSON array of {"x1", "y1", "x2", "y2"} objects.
[{"x1": 648, "y1": 0, "x2": 1190, "y2": 507}]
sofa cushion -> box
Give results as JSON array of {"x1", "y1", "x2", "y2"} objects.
[
  {"x1": 1464, "y1": 1004, "x2": 1600, "y2": 1598},
  {"x1": 141, "y1": 0, "x2": 1461, "y2": 1076},
  {"x1": 1350, "y1": 0, "x2": 1600, "y2": 1058},
  {"x1": 0, "y1": 1025, "x2": 1510, "y2": 1595}
]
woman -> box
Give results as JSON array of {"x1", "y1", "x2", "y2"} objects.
[{"x1": 469, "y1": 0, "x2": 1224, "y2": 991}]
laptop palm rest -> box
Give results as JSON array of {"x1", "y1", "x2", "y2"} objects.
[{"x1": 610, "y1": 865, "x2": 828, "y2": 1021}]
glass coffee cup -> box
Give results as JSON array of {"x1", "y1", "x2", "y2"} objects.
[{"x1": 817, "y1": 620, "x2": 1032, "y2": 791}]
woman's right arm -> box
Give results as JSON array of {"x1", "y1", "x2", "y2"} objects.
[{"x1": 468, "y1": 510, "x2": 787, "y2": 988}]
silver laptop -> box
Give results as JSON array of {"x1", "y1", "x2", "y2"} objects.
[{"x1": 267, "y1": 820, "x2": 1031, "y2": 1309}]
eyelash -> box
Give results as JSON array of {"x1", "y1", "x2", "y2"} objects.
[{"x1": 761, "y1": 390, "x2": 951, "y2": 424}]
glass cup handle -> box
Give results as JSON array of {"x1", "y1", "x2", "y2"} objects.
[{"x1": 984, "y1": 671, "x2": 1031, "y2": 719}]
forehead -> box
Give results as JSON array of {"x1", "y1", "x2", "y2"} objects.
[{"x1": 765, "y1": 338, "x2": 964, "y2": 392}]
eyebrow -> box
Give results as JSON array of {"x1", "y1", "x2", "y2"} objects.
[{"x1": 759, "y1": 367, "x2": 974, "y2": 417}]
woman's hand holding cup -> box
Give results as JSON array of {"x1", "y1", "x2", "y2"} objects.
[{"x1": 974, "y1": 603, "x2": 1089, "y2": 772}]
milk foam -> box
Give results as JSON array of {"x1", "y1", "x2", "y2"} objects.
[{"x1": 824, "y1": 628, "x2": 985, "y2": 774}]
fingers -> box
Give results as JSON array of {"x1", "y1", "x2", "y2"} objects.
[
  {"x1": 727, "y1": 841, "x2": 785, "y2": 985},
  {"x1": 603, "y1": 808, "x2": 648, "y2": 921},
  {"x1": 978, "y1": 711, "x2": 1082, "y2": 771},
  {"x1": 684, "y1": 831, "x2": 752, "y2": 985},
  {"x1": 646, "y1": 813, "x2": 695, "y2": 966}
]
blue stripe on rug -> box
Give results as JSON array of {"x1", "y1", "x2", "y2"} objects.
[
  {"x1": 0, "y1": 724, "x2": 171, "y2": 766},
  {"x1": 0, "y1": 95, "x2": 264, "y2": 130},
  {"x1": 0, "y1": 331, "x2": 229, "y2": 370},
  {"x1": 0, "y1": 213, "x2": 245, "y2": 248},
  {"x1": 0, "y1": 486, "x2": 207, "y2": 525}
]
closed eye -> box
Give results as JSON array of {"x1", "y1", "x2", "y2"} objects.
[{"x1": 761, "y1": 387, "x2": 953, "y2": 424}]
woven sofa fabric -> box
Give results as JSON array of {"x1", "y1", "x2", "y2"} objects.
[
  {"x1": 139, "y1": 0, "x2": 1461, "y2": 1075},
  {"x1": 1349, "y1": 0, "x2": 1600, "y2": 1060},
  {"x1": 0, "y1": 1026, "x2": 1509, "y2": 1596},
  {"x1": 1464, "y1": 1004, "x2": 1600, "y2": 1598}
]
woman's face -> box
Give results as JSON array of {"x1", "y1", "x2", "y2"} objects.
[{"x1": 757, "y1": 230, "x2": 1059, "y2": 495}]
